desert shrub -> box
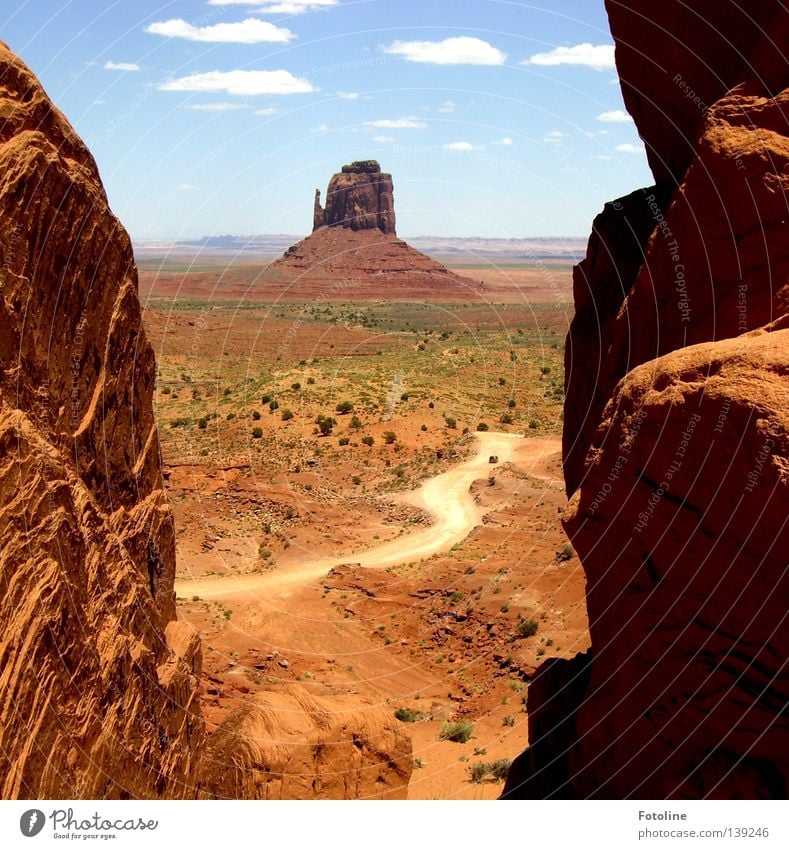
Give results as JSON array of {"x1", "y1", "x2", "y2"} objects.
[
  {"x1": 502, "y1": 715, "x2": 515, "y2": 727},
  {"x1": 307, "y1": 376, "x2": 316, "y2": 385},
  {"x1": 470, "y1": 762, "x2": 488, "y2": 784},
  {"x1": 269, "y1": 399, "x2": 279, "y2": 412},
  {"x1": 226, "y1": 412, "x2": 236, "y2": 421},
  {"x1": 444, "y1": 416, "x2": 457, "y2": 429},
  {"x1": 181, "y1": 373, "x2": 191, "y2": 383},
  {"x1": 252, "y1": 410, "x2": 261, "y2": 421},
  {"x1": 540, "y1": 365, "x2": 551, "y2": 375},
  {"x1": 498, "y1": 377, "x2": 506, "y2": 386},
  {"x1": 291, "y1": 382, "x2": 301, "y2": 390},
  {"x1": 477, "y1": 422, "x2": 489, "y2": 432},
  {"x1": 384, "y1": 431, "x2": 397, "y2": 444},
  {"x1": 440, "y1": 720, "x2": 473, "y2": 743},
  {"x1": 508, "y1": 399, "x2": 517, "y2": 408},
  {"x1": 349, "y1": 415, "x2": 362, "y2": 429},
  {"x1": 361, "y1": 435, "x2": 374, "y2": 447},
  {"x1": 162, "y1": 385, "x2": 171, "y2": 395},
  {"x1": 198, "y1": 417, "x2": 208, "y2": 430},
  {"x1": 170, "y1": 417, "x2": 189, "y2": 429},
  {"x1": 281, "y1": 409, "x2": 294, "y2": 421},
  {"x1": 252, "y1": 427, "x2": 263, "y2": 439},
  {"x1": 428, "y1": 401, "x2": 435, "y2": 409},
  {"x1": 517, "y1": 619, "x2": 539, "y2": 638},
  {"x1": 335, "y1": 400, "x2": 354, "y2": 414},
  {"x1": 338, "y1": 437, "x2": 350, "y2": 446},
  {"x1": 261, "y1": 394, "x2": 272, "y2": 404},
  {"x1": 449, "y1": 591, "x2": 464, "y2": 603},
  {"x1": 528, "y1": 419, "x2": 538, "y2": 429},
  {"x1": 420, "y1": 424, "x2": 428, "y2": 432},
  {"x1": 400, "y1": 392, "x2": 409, "y2": 401},
  {"x1": 351, "y1": 475, "x2": 362, "y2": 486},
  {"x1": 500, "y1": 413, "x2": 514, "y2": 425},
  {"x1": 316, "y1": 414, "x2": 336, "y2": 436},
  {"x1": 557, "y1": 542, "x2": 575, "y2": 561},
  {"x1": 393, "y1": 708, "x2": 426, "y2": 723},
  {"x1": 489, "y1": 760, "x2": 512, "y2": 781},
  {"x1": 223, "y1": 387, "x2": 231, "y2": 396}
]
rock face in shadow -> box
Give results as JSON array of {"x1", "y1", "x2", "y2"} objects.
[
  {"x1": 201, "y1": 686, "x2": 413, "y2": 800},
  {"x1": 313, "y1": 160, "x2": 396, "y2": 235},
  {"x1": 508, "y1": 0, "x2": 789, "y2": 799},
  {"x1": 0, "y1": 41, "x2": 204, "y2": 798}
]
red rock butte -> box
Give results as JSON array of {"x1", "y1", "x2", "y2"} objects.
[{"x1": 272, "y1": 160, "x2": 483, "y2": 300}]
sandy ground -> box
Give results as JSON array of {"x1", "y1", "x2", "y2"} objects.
[{"x1": 175, "y1": 433, "x2": 555, "y2": 601}]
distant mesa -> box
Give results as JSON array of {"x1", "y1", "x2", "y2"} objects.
[
  {"x1": 313, "y1": 159, "x2": 396, "y2": 235},
  {"x1": 274, "y1": 160, "x2": 482, "y2": 300}
]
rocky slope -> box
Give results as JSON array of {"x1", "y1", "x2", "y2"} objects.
[
  {"x1": 506, "y1": 0, "x2": 789, "y2": 799},
  {"x1": 0, "y1": 44, "x2": 411, "y2": 800}
]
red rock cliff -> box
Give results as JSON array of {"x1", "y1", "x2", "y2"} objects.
[
  {"x1": 313, "y1": 160, "x2": 396, "y2": 235},
  {"x1": 0, "y1": 41, "x2": 204, "y2": 798},
  {"x1": 506, "y1": 0, "x2": 789, "y2": 799}
]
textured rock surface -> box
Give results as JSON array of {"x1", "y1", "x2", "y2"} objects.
[
  {"x1": 277, "y1": 166, "x2": 482, "y2": 299},
  {"x1": 201, "y1": 685, "x2": 412, "y2": 800},
  {"x1": 509, "y1": 0, "x2": 789, "y2": 799},
  {"x1": 0, "y1": 41, "x2": 204, "y2": 797},
  {"x1": 313, "y1": 160, "x2": 396, "y2": 234}
]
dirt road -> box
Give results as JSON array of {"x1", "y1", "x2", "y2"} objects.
[{"x1": 175, "y1": 433, "x2": 560, "y2": 601}]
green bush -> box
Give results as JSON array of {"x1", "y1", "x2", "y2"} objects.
[
  {"x1": 252, "y1": 410, "x2": 261, "y2": 421},
  {"x1": 444, "y1": 416, "x2": 457, "y2": 429},
  {"x1": 517, "y1": 619, "x2": 539, "y2": 638},
  {"x1": 198, "y1": 418, "x2": 208, "y2": 430},
  {"x1": 528, "y1": 419, "x2": 538, "y2": 430},
  {"x1": 384, "y1": 431, "x2": 397, "y2": 444},
  {"x1": 470, "y1": 762, "x2": 488, "y2": 784},
  {"x1": 361, "y1": 435, "x2": 374, "y2": 447},
  {"x1": 349, "y1": 415, "x2": 362, "y2": 429},
  {"x1": 261, "y1": 394, "x2": 272, "y2": 404},
  {"x1": 489, "y1": 759, "x2": 512, "y2": 781},
  {"x1": 307, "y1": 377, "x2": 316, "y2": 385},
  {"x1": 252, "y1": 427, "x2": 263, "y2": 439},
  {"x1": 291, "y1": 382, "x2": 301, "y2": 390},
  {"x1": 502, "y1": 715, "x2": 515, "y2": 727},
  {"x1": 338, "y1": 437, "x2": 350, "y2": 446},
  {"x1": 500, "y1": 413, "x2": 514, "y2": 425},
  {"x1": 440, "y1": 720, "x2": 474, "y2": 743},
  {"x1": 477, "y1": 422, "x2": 489, "y2": 432},
  {"x1": 336, "y1": 400, "x2": 354, "y2": 414},
  {"x1": 394, "y1": 708, "x2": 426, "y2": 723},
  {"x1": 316, "y1": 414, "x2": 336, "y2": 436},
  {"x1": 226, "y1": 412, "x2": 236, "y2": 421},
  {"x1": 170, "y1": 417, "x2": 189, "y2": 429},
  {"x1": 162, "y1": 386, "x2": 171, "y2": 395},
  {"x1": 281, "y1": 409, "x2": 294, "y2": 421},
  {"x1": 269, "y1": 400, "x2": 279, "y2": 412},
  {"x1": 508, "y1": 399, "x2": 517, "y2": 408}
]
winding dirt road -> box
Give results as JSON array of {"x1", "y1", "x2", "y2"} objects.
[{"x1": 175, "y1": 433, "x2": 560, "y2": 601}]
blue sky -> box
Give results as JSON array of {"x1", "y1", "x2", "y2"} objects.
[{"x1": 2, "y1": 0, "x2": 652, "y2": 239}]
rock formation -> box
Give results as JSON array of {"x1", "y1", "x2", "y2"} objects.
[
  {"x1": 0, "y1": 40, "x2": 204, "y2": 798},
  {"x1": 201, "y1": 686, "x2": 412, "y2": 800},
  {"x1": 0, "y1": 44, "x2": 412, "y2": 800},
  {"x1": 313, "y1": 160, "x2": 396, "y2": 235},
  {"x1": 506, "y1": 0, "x2": 789, "y2": 799},
  {"x1": 275, "y1": 161, "x2": 481, "y2": 300}
]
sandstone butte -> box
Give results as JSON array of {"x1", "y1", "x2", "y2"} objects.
[
  {"x1": 504, "y1": 0, "x2": 789, "y2": 799},
  {"x1": 271, "y1": 159, "x2": 483, "y2": 300},
  {"x1": 0, "y1": 42, "x2": 411, "y2": 800}
]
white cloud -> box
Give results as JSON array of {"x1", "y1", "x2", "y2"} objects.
[
  {"x1": 255, "y1": 106, "x2": 279, "y2": 115},
  {"x1": 584, "y1": 129, "x2": 609, "y2": 137},
  {"x1": 178, "y1": 184, "x2": 199, "y2": 191},
  {"x1": 336, "y1": 91, "x2": 372, "y2": 100},
  {"x1": 438, "y1": 100, "x2": 456, "y2": 113},
  {"x1": 362, "y1": 117, "x2": 426, "y2": 129},
  {"x1": 543, "y1": 130, "x2": 568, "y2": 143},
  {"x1": 185, "y1": 102, "x2": 248, "y2": 111},
  {"x1": 597, "y1": 109, "x2": 632, "y2": 123},
  {"x1": 493, "y1": 137, "x2": 514, "y2": 146},
  {"x1": 310, "y1": 123, "x2": 330, "y2": 133},
  {"x1": 382, "y1": 36, "x2": 506, "y2": 66},
  {"x1": 444, "y1": 141, "x2": 480, "y2": 152},
  {"x1": 373, "y1": 135, "x2": 396, "y2": 142},
  {"x1": 207, "y1": 0, "x2": 338, "y2": 13},
  {"x1": 146, "y1": 18, "x2": 293, "y2": 43},
  {"x1": 104, "y1": 61, "x2": 140, "y2": 72},
  {"x1": 615, "y1": 142, "x2": 645, "y2": 154},
  {"x1": 158, "y1": 70, "x2": 315, "y2": 96},
  {"x1": 522, "y1": 43, "x2": 615, "y2": 71}
]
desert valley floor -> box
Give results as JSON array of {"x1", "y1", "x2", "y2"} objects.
[{"x1": 140, "y1": 252, "x2": 590, "y2": 798}]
